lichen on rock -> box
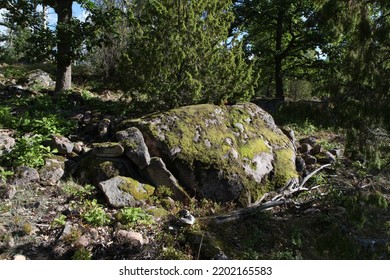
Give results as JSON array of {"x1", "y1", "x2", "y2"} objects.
[{"x1": 120, "y1": 102, "x2": 298, "y2": 206}]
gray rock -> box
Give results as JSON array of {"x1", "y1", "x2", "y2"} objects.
[
  {"x1": 0, "y1": 133, "x2": 15, "y2": 156},
  {"x1": 92, "y1": 142, "x2": 124, "y2": 158},
  {"x1": 0, "y1": 184, "x2": 16, "y2": 199},
  {"x1": 46, "y1": 135, "x2": 74, "y2": 155},
  {"x1": 39, "y1": 157, "x2": 65, "y2": 186},
  {"x1": 298, "y1": 143, "x2": 312, "y2": 154},
  {"x1": 299, "y1": 137, "x2": 317, "y2": 146},
  {"x1": 120, "y1": 103, "x2": 298, "y2": 206},
  {"x1": 74, "y1": 155, "x2": 139, "y2": 185},
  {"x1": 99, "y1": 177, "x2": 137, "y2": 208},
  {"x1": 178, "y1": 209, "x2": 195, "y2": 225},
  {"x1": 13, "y1": 254, "x2": 27, "y2": 260},
  {"x1": 144, "y1": 157, "x2": 190, "y2": 202},
  {"x1": 99, "y1": 176, "x2": 154, "y2": 208},
  {"x1": 316, "y1": 151, "x2": 336, "y2": 164},
  {"x1": 115, "y1": 230, "x2": 147, "y2": 249},
  {"x1": 73, "y1": 141, "x2": 85, "y2": 153},
  {"x1": 295, "y1": 156, "x2": 306, "y2": 173},
  {"x1": 329, "y1": 148, "x2": 342, "y2": 158},
  {"x1": 116, "y1": 127, "x2": 151, "y2": 169},
  {"x1": 11, "y1": 166, "x2": 40, "y2": 187},
  {"x1": 310, "y1": 144, "x2": 323, "y2": 155},
  {"x1": 303, "y1": 154, "x2": 317, "y2": 166},
  {"x1": 98, "y1": 118, "x2": 111, "y2": 139},
  {"x1": 25, "y1": 69, "x2": 55, "y2": 88}
]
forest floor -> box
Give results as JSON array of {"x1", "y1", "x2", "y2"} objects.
[{"x1": 0, "y1": 64, "x2": 389, "y2": 260}]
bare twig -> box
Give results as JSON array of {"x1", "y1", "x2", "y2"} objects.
[
  {"x1": 197, "y1": 233, "x2": 204, "y2": 260},
  {"x1": 298, "y1": 164, "x2": 331, "y2": 189}
]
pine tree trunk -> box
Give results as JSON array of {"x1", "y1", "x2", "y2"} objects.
[
  {"x1": 275, "y1": 9, "x2": 284, "y2": 100},
  {"x1": 54, "y1": 0, "x2": 73, "y2": 92}
]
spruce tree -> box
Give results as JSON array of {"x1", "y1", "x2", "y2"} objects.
[{"x1": 120, "y1": 0, "x2": 255, "y2": 109}]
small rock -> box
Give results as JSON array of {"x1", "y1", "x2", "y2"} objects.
[
  {"x1": 25, "y1": 69, "x2": 54, "y2": 88},
  {"x1": 213, "y1": 252, "x2": 229, "y2": 260},
  {"x1": 178, "y1": 209, "x2": 195, "y2": 225},
  {"x1": 303, "y1": 154, "x2": 317, "y2": 166},
  {"x1": 329, "y1": 148, "x2": 342, "y2": 158},
  {"x1": 0, "y1": 184, "x2": 16, "y2": 199},
  {"x1": 310, "y1": 144, "x2": 323, "y2": 155},
  {"x1": 46, "y1": 135, "x2": 74, "y2": 155},
  {"x1": 11, "y1": 166, "x2": 40, "y2": 186},
  {"x1": 98, "y1": 118, "x2": 111, "y2": 138},
  {"x1": 99, "y1": 177, "x2": 138, "y2": 208},
  {"x1": 298, "y1": 143, "x2": 312, "y2": 154},
  {"x1": 13, "y1": 254, "x2": 26, "y2": 260},
  {"x1": 73, "y1": 141, "x2": 85, "y2": 153},
  {"x1": 0, "y1": 134, "x2": 15, "y2": 156},
  {"x1": 299, "y1": 137, "x2": 317, "y2": 146},
  {"x1": 6, "y1": 236, "x2": 15, "y2": 248},
  {"x1": 92, "y1": 142, "x2": 124, "y2": 158},
  {"x1": 116, "y1": 230, "x2": 147, "y2": 248},
  {"x1": 39, "y1": 157, "x2": 65, "y2": 186},
  {"x1": 295, "y1": 156, "x2": 306, "y2": 173},
  {"x1": 316, "y1": 151, "x2": 336, "y2": 164},
  {"x1": 116, "y1": 127, "x2": 151, "y2": 169}
]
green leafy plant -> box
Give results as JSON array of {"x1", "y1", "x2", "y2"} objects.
[
  {"x1": 3, "y1": 134, "x2": 56, "y2": 168},
  {"x1": 62, "y1": 180, "x2": 95, "y2": 200},
  {"x1": 289, "y1": 119, "x2": 318, "y2": 136},
  {"x1": 116, "y1": 207, "x2": 153, "y2": 226},
  {"x1": 51, "y1": 214, "x2": 67, "y2": 228},
  {"x1": 72, "y1": 248, "x2": 92, "y2": 260},
  {"x1": 82, "y1": 199, "x2": 110, "y2": 226},
  {"x1": 0, "y1": 168, "x2": 13, "y2": 183},
  {"x1": 0, "y1": 106, "x2": 17, "y2": 128}
]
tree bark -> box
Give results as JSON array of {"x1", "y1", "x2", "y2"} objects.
[
  {"x1": 54, "y1": 0, "x2": 73, "y2": 92},
  {"x1": 275, "y1": 9, "x2": 284, "y2": 100}
]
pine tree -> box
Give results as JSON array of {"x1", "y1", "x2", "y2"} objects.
[{"x1": 233, "y1": 0, "x2": 331, "y2": 99}]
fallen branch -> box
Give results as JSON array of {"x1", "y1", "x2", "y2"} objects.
[
  {"x1": 206, "y1": 200, "x2": 292, "y2": 224},
  {"x1": 298, "y1": 163, "x2": 331, "y2": 190}
]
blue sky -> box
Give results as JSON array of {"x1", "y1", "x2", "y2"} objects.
[{"x1": 0, "y1": 3, "x2": 87, "y2": 35}]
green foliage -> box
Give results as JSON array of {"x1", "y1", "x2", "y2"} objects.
[
  {"x1": 289, "y1": 119, "x2": 318, "y2": 136},
  {"x1": 2, "y1": 134, "x2": 55, "y2": 168},
  {"x1": 0, "y1": 168, "x2": 13, "y2": 182},
  {"x1": 343, "y1": 191, "x2": 388, "y2": 229},
  {"x1": 117, "y1": 0, "x2": 255, "y2": 109},
  {"x1": 233, "y1": 0, "x2": 331, "y2": 99},
  {"x1": 81, "y1": 199, "x2": 110, "y2": 226},
  {"x1": 0, "y1": 106, "x2": 16, "y2": 128},
  {"x1": 0, "y1": 98, "x2": 75, "y2": 138},
  {"x1": 116, "y1": 207, "x2": 153, "y2": 226},
  {"x1": 159, "y1": 246, "x2": 192, "y2": 260},
  {"x1": 154, "y1": 186, "x2": 174, "y2": 198},
  {"x1": 72, "y1": 248, "x2": 92, "y2": 260},
  {"x1": 51, "y1": 214, "x2": 67, "y2": 228},
  {"x1": 62, "y1": 181, "x2": 95, "y2": 200}
]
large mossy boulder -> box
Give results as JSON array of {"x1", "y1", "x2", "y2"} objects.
[{"x1": 120, "y1": 103, "x2": 298, "y2": 206}]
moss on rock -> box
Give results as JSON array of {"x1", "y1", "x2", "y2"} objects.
[
  {"x1": 118, "y1": 176, "x2": 155, "y2": 201},
  {"x1": 121, "y1": 103, "x2": 297, "y2": 205}
]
